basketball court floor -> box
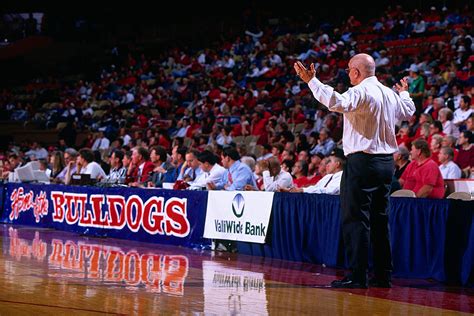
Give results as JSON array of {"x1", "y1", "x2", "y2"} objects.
[{"x1": 0, "y1": 224, "x2": 472, "y2": 315}]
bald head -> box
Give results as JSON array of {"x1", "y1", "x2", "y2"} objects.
[{"x1": 349, "y1": 53, "x2": 376, "y2": 79}]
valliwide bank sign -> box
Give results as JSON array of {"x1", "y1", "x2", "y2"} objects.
[{"x1": 203, "y1": 191, "x2": 274, "y2": 243}]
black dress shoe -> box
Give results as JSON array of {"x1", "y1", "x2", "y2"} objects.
[
  {"x1": 369, "y1": 278, "x2": 392, "y2": 288},
  {"x1": 331, "y1": 276, "x2": 368, "y2": 289}
]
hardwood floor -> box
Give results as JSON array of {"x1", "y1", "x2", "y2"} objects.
[{"x1": 0, "y1": 224, "x2": 472, "y2": 315}]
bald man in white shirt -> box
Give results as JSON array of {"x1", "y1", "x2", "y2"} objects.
[{"x1": 295, "y1": 53, "x2": 415, "y2": 288}]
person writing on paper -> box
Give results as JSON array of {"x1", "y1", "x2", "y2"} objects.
[{"x1": 295, "y1": 53, "x2": 415, "y2": 289}]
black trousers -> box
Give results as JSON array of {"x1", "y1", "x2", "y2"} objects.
[{"x1": 340, "y1": 152, "x2": 394, "y2": 281}]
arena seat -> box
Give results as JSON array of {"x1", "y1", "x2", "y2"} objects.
[
  {"x1": 391, "y1": 189, "x2": 416, "y2": 198},
  {"x1": 446, "y1": 191, "x2": 473, "y2": 201},
  {"x1": 233, "y1": 136, "x2": 244, "y2": 144}
]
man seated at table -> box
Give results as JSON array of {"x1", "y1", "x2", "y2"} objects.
[
  {"x1": 400, "y1": 139, "x2": 445, "y2": 198},
  {"x1": 147, "y1": 146, "x2": 175, "y2": 188},
  {"x1": 207, "y1": 147, "x2": 255, "y2": 191},
  {"x1": 56, "y1": 148, "x2": 79, "y2": 184},
  {"x1": 259, "y1": 156, "x2": 294, "y2": 192},
  {"x1": 1, "y1": 153, "x2": 23, "y2": 182},
  {"x1": 438, "y1": 146, "x2": 462, "y2": 179},
  {"x1": 128, "y1": 147, "x2": 155, "y2": 187},
  {"x1": 286, "y1": 150, "x2": 344, "y2": 194},
  {"x1": 188, "y1": 150, "x2": 225, "y2": 190},
  {"x1": 103, "y1": 149, "x2": 127, "y2": 184},
  {"x1": 76, "y1": 148, "x2": 107, "y2": 181},
  {"x1": 292, "y1": 160, "x2": 313, "y2": 188},
  {"x1": 179, "y1": 149, "x2": 203, "y2": 183}
]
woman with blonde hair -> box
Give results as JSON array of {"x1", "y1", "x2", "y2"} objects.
[{"x1": 50, "y1": 150, "x2": 65, "y2": 181}]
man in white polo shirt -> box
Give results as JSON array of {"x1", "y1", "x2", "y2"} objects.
[{"x1": 77, "y1": 148, "x2": 106, "y2": 180}]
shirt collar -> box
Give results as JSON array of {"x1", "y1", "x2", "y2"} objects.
[
  {"x1": 416, "y1": 157, "x2": 431, "y2": 167},
  {"x1": 359, "y1": 76, "x2": 378, "y2": 86}
]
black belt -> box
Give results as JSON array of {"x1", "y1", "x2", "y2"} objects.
[{"x1": 348, "y1": 151, "x2": 393, "y2": 157}]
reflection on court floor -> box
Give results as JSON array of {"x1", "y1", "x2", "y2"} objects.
[
  {"x1": 7, "y1": 226, "x2": 189, "y2": 295},
  {"x1": 203, "y1": 260, "x2": 267, "y2": 315}
]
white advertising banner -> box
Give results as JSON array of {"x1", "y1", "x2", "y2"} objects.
[
  {"x1": 203, "y1": 260, "x2": 267, "y2": 315},
  {"x1": 204, "y1": 191, "x2": 274, "y2": 243}
]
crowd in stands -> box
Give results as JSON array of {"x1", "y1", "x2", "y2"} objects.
[{"x1": 1, "y1": 4, "x2": 473, "y2": 199}]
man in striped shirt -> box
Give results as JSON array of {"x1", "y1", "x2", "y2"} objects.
[{"x1": 105, "y1": 149, "x2": 127, "y2": 184}]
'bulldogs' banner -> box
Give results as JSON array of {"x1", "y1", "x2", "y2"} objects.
[
  {"x1": 203, "y1": 191, "x2": 274, "y2": 243},
  {"x1": 1, "y1": 183, "x2": 210, "y2": 248}
]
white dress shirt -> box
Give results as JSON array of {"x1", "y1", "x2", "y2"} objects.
[
  {"x1": 81, "y1": 161, "x2": 106, "y2": 179},
  {"x1": 303, "y1": 170, "x2": 343, "y2": 194},
  {"x1": 25, "y1": 147, "x2": 48, "y2": 160},
  {"x1": 308, "y1": 76, "x2": 415, "y2": 156},
  {"x1": 91, "y1": 137, "x2": 110, "y2": 150},
  {"x1": 122, "y1": 134, "x2": 131, "y2": 146},
  {"x1": 439, "y1": 161, "x2": 462, "y2": 179},
  {"x1": 262, "y1": 169, "x2": 293, "y2": 192},
  {"x1": 188, "y1": 164, "x2": 226, "y2": 190},
  {"x1": 105, "y1": 166, "x2": 127, "y2": 183},
  {"x1": 423, "y1": 104, "x2": 434, "y2": 115},
  {"x1": 442, "y1": 120, "x2": 459, "y2": 137},
  {"x1": 216, "y1": 134, "x2": 233, "y2": 146},
  {"x1": 175, "y1": 126, "x2": 189, "y2": 138},
  {"x1": 453, "y1": 108, "x2": 472, "y2": 125}
]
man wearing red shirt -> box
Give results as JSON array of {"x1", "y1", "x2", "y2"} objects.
[
  {"x1": 454, "y1": 130, "x2": 474, "y2": 176},
  {"x1": 400, "y1": 139, "x2": 445, "y2": 198}
]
